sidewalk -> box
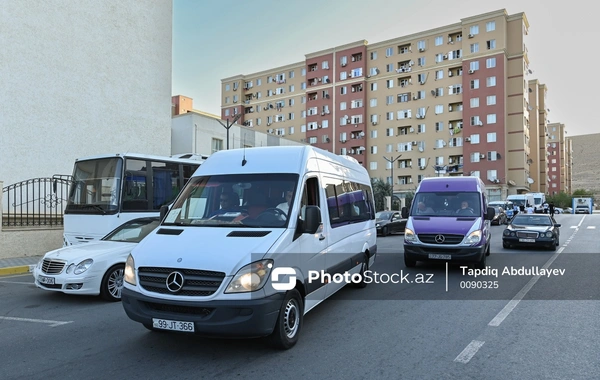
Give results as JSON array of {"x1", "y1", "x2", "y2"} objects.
[{"x1": 0, "y1": 256, "x2": 43, "y2": 276}]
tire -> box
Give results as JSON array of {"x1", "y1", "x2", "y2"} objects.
[
  {"x1": 404, "y1": 255, "x2": 416, "y2": 268},
  {"x1": 352, "y1": 254, "x2": 369, "y2": 288},
  {"x1": 100, "y1": 264, "x2": 125, "y2": 302},
  {"x1": 485, "y1": 242, "x2": 491, "y2": 257},
  {"x1": 502, "y1": 241, "x2": 510, "y2": 249},
  {"x1": 474, "y1": 251, "x2": 486, "y2": 269},
  {"x1": 382, "y1": 226, "x2": 388, "y2": 237},
  {"x1": 268, "y1": 289, "x2": 303, "y2": 350}
]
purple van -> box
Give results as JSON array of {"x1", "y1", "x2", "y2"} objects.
[{"x1": 401, "y1": 177, "x2": 495, "y2": 269}]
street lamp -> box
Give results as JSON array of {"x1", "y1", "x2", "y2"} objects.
[
  {"x1": 216, "y1": 113, "x2": 242, "y2": 150},
  {"x1": 383, "y1": 154, "x2": 403, "y2": 193}
]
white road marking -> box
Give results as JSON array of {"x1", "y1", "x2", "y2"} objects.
[
  {"x1": 587, "y1": 226, "x2": 596, "y2": 229},
  {"x1": 454, "y1": 340, "x2": 485, "y2": 363},
  {"x1": 0, "y1": 316, "x2": 73, "y2": 327},
  {"x1": 570, "y1": 226, "x2": 578, "y2": 228}
]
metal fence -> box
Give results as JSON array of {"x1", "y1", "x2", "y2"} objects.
[{"x1": 2, "y1": 175, "x2": 72, "y2": 229}]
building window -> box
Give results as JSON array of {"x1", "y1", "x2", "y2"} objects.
[
  {"x1": 486, "y1": 21, "x2": 495, "y2": 32},
  {"x1": 487, "y1": 40, "x2": 496, "y2": 49},
  {"x1": 486, "y1": 76, "x2": 496, "y2": 87},
  {"x1": 487, "y1": 95, "x2": 496, "y2": 105},
  {"x1": 486, "y1": 57, "x2": 496, "y2": 68},
  {"x1": 470, "y1": 43, "x2": 479, "y2": 53},
  {"x1": 470, "y1": 79, "x2": 479, "y2": 89},
  {"x1": 487, "y1": 132, "x2": 496, "y2": 142},
  {"x1": 470, "y1": 61, "x2": 479, "y2": 71},
  {"x1": 211, "y1": 138, "x2": 223, "y2": 153},
  {"x1": 386, "y1": 47, "x2": 393, "y2": 57},
  {"x1": 470, "y1": 25, "x2": 479, "y2": 35},
  {"x1": 470, "y1": 98, "x2": 479, "y2": 108},
  {"x1": 435, "y1": 36, "x2": 443, "y2": 46},
  {"x1": 470, "y1": 134, "x2": 480, "y2": 144},
  {"x1": 487, "y1": 114, "x2": 497, "y2": 124},
  {"x1": 371, "y1": 51, "x2": 377, "y2": 60},
  {"x1": 370, "y1": 162, "x2": 377, "y2": 170}
]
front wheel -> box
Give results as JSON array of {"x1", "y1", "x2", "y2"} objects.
[
  {"x1": 474, "y1": 251, "x2": 487, "y2": 269},
  {"x1": 100, "y1": 264, "x2": 125, "y2": 302},
  {"x1": 404, "y1": 255, "x2": 416, "y2": 268},
  {"x1": 381, "y1": 226, "x2": 388, "y2": 237},
  {"x1": 268, "y1": 289, "x2": 303, "y2": 350},
  {"x1": 352, "y1": 254, "x2": 369, "y2": 288}
]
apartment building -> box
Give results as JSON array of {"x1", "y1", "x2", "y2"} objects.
[
  {"x1": 220, "y1": 9, "x2": 566, "y2": 202},
  {"x1": 546, "y1": 123, "x2": 571, "y2": 194}
]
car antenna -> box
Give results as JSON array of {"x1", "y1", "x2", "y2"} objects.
[{"x1": 241, "y1": 133, "x2": 247, "y2": 166}]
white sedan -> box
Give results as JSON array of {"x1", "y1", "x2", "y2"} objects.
[{"x1": 33, "y1": 217, "x2": 160, "y2": 301}]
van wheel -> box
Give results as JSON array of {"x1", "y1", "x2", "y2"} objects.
[
  {"x1": 474, "y1": 252, "x2": 486, "y2": 269},
  {"x1": 100, "y1": 264, "x2": 125, "y2": 302},
  {"x1": 353, "y1": 254, "x2": 369, "y2": 288},
  {"x1": 404, "y1": 255, "x2": 416, "y2": 268},
  {"x1": 485, "y1": 243, "x2": 491, "y2": 257},
  {"x1": 269, "y1": 289, "x2": 303, "y2": 350}
]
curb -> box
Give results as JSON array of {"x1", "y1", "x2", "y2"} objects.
[{"x1": 0, "y1": 265, "x2": 35, "y2": 277}]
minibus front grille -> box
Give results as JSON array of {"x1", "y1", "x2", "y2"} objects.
[
  {"x1": 138, "y1": 267, "x2": 226, "y2": 296},
  {"x1": 418, "y1": 234, "x2": 464, "y2": 244},
  {"x1": 41, "y1": 259, "x2": 66, "y2": 274}
]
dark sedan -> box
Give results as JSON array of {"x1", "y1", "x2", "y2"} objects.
[
  {"x1": 491, "y1": 206, "x2": 508, "y2": 225},
  {"x1": 376, "y1": 211, "x2": 407, "y2": 237},
  {"x1": 502, "y1": 214, "x2": 561, "y2": 250}
]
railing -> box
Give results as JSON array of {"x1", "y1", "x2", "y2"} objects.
[{"x1": 2, "y1": 175, "x2": 72, "y2": 229}]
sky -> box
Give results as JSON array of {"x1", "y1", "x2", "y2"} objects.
[{"x1": 172, "y1": 0, "x2": 596, "y2": 137}]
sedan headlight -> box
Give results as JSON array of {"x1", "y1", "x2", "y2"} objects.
[
  {"x1": 543, "y1": 231, "x2": 553, "y2": 238},
  {"x1": 66, "y1": 259, "x2": 93, "y2": 275},
  {"x1": 225, "y1": 259, "x2": 273, "y2": 293},
  {"x1": 376, "y1": 223, "x2": 380, "y2": 228},
  {"x1": 124, "y1": 254, "x2": 136, "y2": 285},
  {"x1": 404, "y1": 228, "x2": 417, "y2": 243},
  {"x1": 503, "y1": 229, "x2": 511, "y2": 236},
  {"x1": 465, "y1": 230, "x2": 482, "y2": 245}
]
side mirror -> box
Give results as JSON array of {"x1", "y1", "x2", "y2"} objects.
[
  {"x1": 159, "y1": 204, "x2": 169, "y2": 222},
  {"x1": 554, "y1": 223, "x2": 561, "y2": 228},
  {"x1": 304, "y1": 206, "x2": 321, "y2": 234},
  {"x1": 401, "y1": 206, "x2": 409, "y2": 219},
  {"x1": 485, "y1": 207, "x2": 495, "y2": 221}
]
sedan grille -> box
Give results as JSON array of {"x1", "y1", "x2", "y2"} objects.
[
  {"x1": 138, "y1": 267, "x2": 226, "y2": 297},
  {"x1": 418, "y1": 234, "x2": 464, "y2": 244},
  {"x1": 516, "y1": 231, "x2": 539, "y2": 238},
  {"x1": 41, "y1": 259, "x2": 66, "y2": 274}
]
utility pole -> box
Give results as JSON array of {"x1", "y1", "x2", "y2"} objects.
[
  {"x1": 383, "y1": 154, "x2": 403, "y2": 194},
  {"x1": 216, "y1": 113, "x2": 242, "y2": 150}
]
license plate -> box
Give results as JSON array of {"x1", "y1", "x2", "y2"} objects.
[
  {"x1": 519, "y1": 238, "x2": 536, "y2": 243},
  {"x1": 429, "y1": 254, "x2": 451, "y2": 260},
  {"x1": 38, "y1": 275, "x2": 55, "y2": 285},
  {"x1": 152, "y1": 318, "x2": 195, "y2": 332}
]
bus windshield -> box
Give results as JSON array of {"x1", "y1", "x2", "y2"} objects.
[
  {"x1": 163, "y1": 174, "x2": 298, "y2": 228},
  {"x1": 66, "y1": 157, "x2": 122, "y2": 214}
]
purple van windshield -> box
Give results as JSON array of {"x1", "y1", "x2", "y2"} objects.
[{"x1": 411, "y1": 191, "x2": 481, "y2": 217}]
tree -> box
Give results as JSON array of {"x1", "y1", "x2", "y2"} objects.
[
  {"x1": 371, "y1": 178, "x2": 392, "y2": 212},
  {"x1": 545, "y1": 191, "x2": 571, "y2": 208}
]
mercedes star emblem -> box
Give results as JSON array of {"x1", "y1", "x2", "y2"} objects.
[
  {"x1": 166, "y1": 271, "x2": 185, "y2": 293},
  {"x1": 434, "y1": 234, "x2": 446, "y2": 243}
]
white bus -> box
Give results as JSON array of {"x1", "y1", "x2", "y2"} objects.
[{"x1": 63, "y1": 153, "x2": 206, "y2": 246}]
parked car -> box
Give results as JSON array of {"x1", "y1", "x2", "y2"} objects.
[
  {"x1": 575, "y1": 205, "x2": 591, "y2": 214},
  {"x1": 33, "y1": 217, "x2": 160, "y2": 301},
  {"x1": 376, "y1": 211, "x2": 407, "y2": 236},
  {"x1": 553, "y1": 207, "x2": 564, "y2": 214},
  {"x1": 502, "y1": 214, "x2": 561, "y2": 250},
  {"x1": 491, "y1": 206, "x2": 508, "y2": 225}
]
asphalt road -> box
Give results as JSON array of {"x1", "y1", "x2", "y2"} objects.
[{"x1": 1, "y1": 213, "x2": 598, "y2": 379}]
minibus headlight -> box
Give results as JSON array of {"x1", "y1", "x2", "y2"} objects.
[
  {"x1": 465, "y1": 230, "x2": 482, "y2": 245},
  {"x1": 225, "y1": 259, "x2": 273, "y2": 293},
  {"x1": 404, "y1": 228, "x2": 417, "y2": 243},
  {"x1": 124, "y1": 254, "x2": 136, "y2": 285}
]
